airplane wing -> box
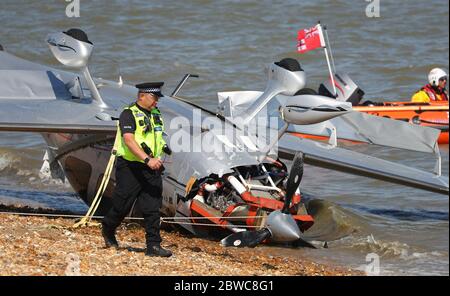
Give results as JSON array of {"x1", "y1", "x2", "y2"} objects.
[
  {"x1": 278, "y1": 134, "x2": 448, "y2": 195},
  {"x1": 0, "y1": 99, "x2": 117, "y2": 134},
  {"x1": 0, "y1": 51, "x2": 124, "y2": 134},
  {"x1": 220, "y1": 91, "x2": 441, "y2": 153},
  {"x1": 287, "y1": 111, "x2": 440, "y2": 154}
]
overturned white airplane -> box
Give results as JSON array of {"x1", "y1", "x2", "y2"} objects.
[{"x1": 0, "y1": 29, "x2": 447, "y2": 247}]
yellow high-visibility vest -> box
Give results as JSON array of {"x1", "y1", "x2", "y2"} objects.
[{"x1": 116, "y1": 103, "x2": 166, "y2": 162}]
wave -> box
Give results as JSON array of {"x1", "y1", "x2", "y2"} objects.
[
  {"x1": 350, "y1": 234, "x2": 447, "y2": 262},
  {"x1": 0, "y1": 187, "x2": 87, "y2": 214},
  {"x1": 301, "y1": 198, "x2": 367, "y2": 242},
  {"x1": 0, "y1": 148, "x2": 70, "y2": 190},
  {"x1": 0, "y1": 149, "x2": 87, "y2": 214}
]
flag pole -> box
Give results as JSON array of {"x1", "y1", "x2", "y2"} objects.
[
  {"x1": 324, "y1": 48, "x2": 337, "y2": 97},
  {"x1": 323, "y1": 25, "x2": 336, "y2": 75},
  {"x1": 319, "y1": 22, "x2": 337, "y2": 97}
]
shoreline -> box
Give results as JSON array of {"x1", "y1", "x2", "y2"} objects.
[{"x1": 0, "y1": 207, "x2": 361, "y2": 276}]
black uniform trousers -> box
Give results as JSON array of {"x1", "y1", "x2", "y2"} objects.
[{"x1": 103, "y1": 157, "x2": 163, "y2": 247}]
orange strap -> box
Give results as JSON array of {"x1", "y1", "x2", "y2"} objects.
[
  {"x1": 246, "y1": 205, "x2": 259, "y2": 226},
  {"x1": 241, "y1": 192, "x2": 285, "y2": 211}
]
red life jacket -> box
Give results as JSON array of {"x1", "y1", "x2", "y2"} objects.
[{"x1": 421, "y1": 84, "x2": 448, "y2": 101}]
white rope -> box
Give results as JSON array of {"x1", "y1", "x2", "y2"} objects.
[
  {"x1": 161, "y1": 215, "x2": 265, "y2": 220},
  {"x1": 0, "y1": 211, "x2": 266, "y2": 229},
  {"x1": 161, "y1": 220, "x2": 261, "y2": 228},
  {"x1": 72, "y1": 123, "x2": 121, "y2": 228},
  {"x1": 160, "y1": 215, "x2": 266, "y2": 228},
  {"x1": 0, "y1": 211, "x2": 143, "y2": 220}
]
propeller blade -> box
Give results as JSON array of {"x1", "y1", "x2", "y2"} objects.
[
  {"x1": 282, "y1": 152, "x2": 304, "y2": 213},
  {"x1": 292, "y1": 237, "x2": 317, "y2": 249},
  {"x1": 220, "y1": 228, "x2": 272, "y2": 248}
]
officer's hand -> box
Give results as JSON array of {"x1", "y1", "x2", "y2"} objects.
[{"x1": 147, "y1": 158, "x2": 162, "y2": 170}]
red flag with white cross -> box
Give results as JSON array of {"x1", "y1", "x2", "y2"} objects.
[{"x1": 297, "y1": 24, "x2": 326, "y2": 53}]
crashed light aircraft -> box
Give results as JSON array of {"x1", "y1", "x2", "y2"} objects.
[{"x1": 0, "y1": 29, "x2": 447, "y2": 247}]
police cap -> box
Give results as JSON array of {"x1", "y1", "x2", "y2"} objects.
[{"x1": 136, "y1": 82, "x2": 164, "y2": 98}]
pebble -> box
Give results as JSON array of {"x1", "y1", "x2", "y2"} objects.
[{"x1": 0, "y1": 213, "x2": 362, "y2": 276}]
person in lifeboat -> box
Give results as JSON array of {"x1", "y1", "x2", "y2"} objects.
[{"x1": 411, "y1": 68, "x2": 448, "y2": 103}]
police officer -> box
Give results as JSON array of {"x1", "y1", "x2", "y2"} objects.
[{"x1": 102, "y1": 82, "x2": 172, "y2": 257}]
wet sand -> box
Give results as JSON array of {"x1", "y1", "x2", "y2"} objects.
[{"x1": 0, "y1": 208, "x2": 361, "y2": 276}]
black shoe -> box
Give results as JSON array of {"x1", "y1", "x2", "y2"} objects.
[
  {"x1": 145, "y1": 245, "x2": 172, "y2": 257},
  {"x1": 102, "y1": 224, "x2": 119, "y2": 249}
]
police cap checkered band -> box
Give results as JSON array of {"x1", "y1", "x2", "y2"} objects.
[
  {"x1": 136, "y1": 82, "x2": 164, "y2": 97},
  {"x1": 140, "y1": 87, "x2": 161, "y2": 93}
]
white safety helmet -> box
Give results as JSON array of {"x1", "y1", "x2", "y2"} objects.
[{"x1": 428, "y1": 68, "x2": 447, "y2": 86}]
